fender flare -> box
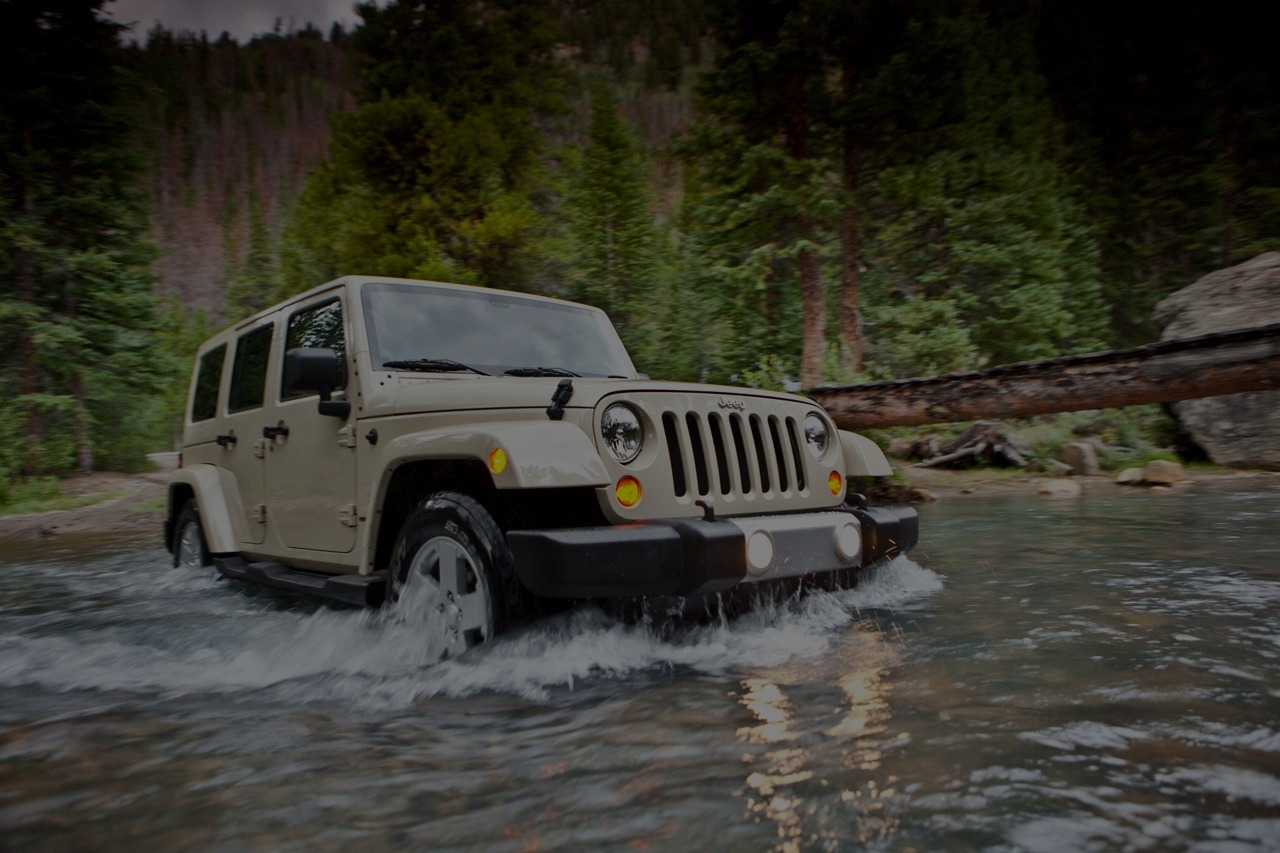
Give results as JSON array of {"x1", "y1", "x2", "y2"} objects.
[
  {"x1": 360, "y1": 422, "x2": 610, "y2": 576},
  {"x1": 378, "y1": 421, "x2": 610, "y2": 490},
  {"x1": 839, "y1": 430, "x2": 893, "y2": 477},
  {"x1": 167, "y1": 465, "x2": 241, "y2": 554}
]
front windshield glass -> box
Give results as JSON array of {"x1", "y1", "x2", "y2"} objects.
[{"x1": 361, "y1": 282, "x2": 637, "y2": 378}]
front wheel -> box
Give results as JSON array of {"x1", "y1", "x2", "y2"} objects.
[{"x1": 388, "y1": 492, "x2": 520, "y2": 660}]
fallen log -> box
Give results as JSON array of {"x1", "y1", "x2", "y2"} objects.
[{"x1": 810, "y1": 322, "x2": 1280, "y2": 429}]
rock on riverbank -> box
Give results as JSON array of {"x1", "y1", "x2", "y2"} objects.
[{"x1": 1153, "y1": 252, "x2": 1280, "y2": 470}]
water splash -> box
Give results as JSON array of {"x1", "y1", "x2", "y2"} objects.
[{"x1": 0, "y1": 555, "x2": 941, "y2": 706}]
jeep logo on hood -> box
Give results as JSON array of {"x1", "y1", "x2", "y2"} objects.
[{"x1": 718, "y1": 398, "x2": 746, "y2": 411}]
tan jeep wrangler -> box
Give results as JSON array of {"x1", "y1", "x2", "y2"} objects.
[{"x1": 166, "y1": 276, "x2": 917, "y2": 657}]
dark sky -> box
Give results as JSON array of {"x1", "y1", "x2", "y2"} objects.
[{"x1": 107, "y1": 0, "x2": 358, "y2": 42}]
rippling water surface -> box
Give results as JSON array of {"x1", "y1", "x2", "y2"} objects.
[{"x1": 2, "y1": 482, "x2": 1278, "y2": 851}]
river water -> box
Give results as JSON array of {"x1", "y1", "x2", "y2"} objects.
[{"x1": 2, "y1": 482, "x2": 1278, "y2": 851}]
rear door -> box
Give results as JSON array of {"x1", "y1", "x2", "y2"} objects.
[{"x1": 221, "y1": 320, "x2": 275, "y2": 545}]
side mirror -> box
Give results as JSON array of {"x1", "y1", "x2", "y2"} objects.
[{"x1": 284, "y1": 348, "x2": 351, "y2": 420}]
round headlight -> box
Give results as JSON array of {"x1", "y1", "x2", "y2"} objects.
[
  {"x1": 601, "y1": 403, "x2": 643, "y2": 464},
  {"x1": 804, "y1": 413, "x2": 830, "y2": 461}
]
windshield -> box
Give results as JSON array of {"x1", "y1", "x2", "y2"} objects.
[{"x1": 361, "y1": 282, "x2": 637, "y2": 378}]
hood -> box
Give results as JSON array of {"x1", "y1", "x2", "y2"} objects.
[{"x1": 390, "y1": 377, "x2": 813, "y2": 416}]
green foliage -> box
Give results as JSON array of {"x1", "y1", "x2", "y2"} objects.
[
  {"x1": 738, "y1": 354, "x2": 795, "y2": 392},
  {"x1": 0, "y1": 476, "x2": 60, "y2": 514},
  {"x1": 677, "y1": 1, "x2": 842, "y2": 386},
  {"x1": 857, "y1": 11, "x2": 1107, "y2": 371},
  {"x1": 864, "y1": 294, "x2": 978, "y2": 378},
  {"x1": 225, "y1": 195, "x2": 281, "y2": 320},
  {"x1": 675, "y1": 128, "x2": 818, "y2": 382},
  {"x1": 118, "y1": 0, "x2": 1280, "y2": 443},
  {"x1": 1010, "y1": 406, "x2": 1183, "y2": 472},
  {"x1": 282, "y1": 0, "x2": 563, "y2": 292},
  {"x1": 0, "y1": 475, "x2": 130, "y2": 516},
  {"x1": 0, "y1": 0, "x2": 163, "y2": 478},
  {"x1": 153, "y1": 298, "x2": 210, "y2": 451},
  {"x1": 563, "y1": 80, "x2": 660, "y2": 337},
  {"x1": 1036, "y1": 1, "x2": 1280, "y2": 345},
  {"x1": 560, "y1": 0, "x2": 707, "y2": 89}
]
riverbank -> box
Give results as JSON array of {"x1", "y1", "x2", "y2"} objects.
[
  {"x1": 0, "y1": 472, "x2": 167, "y2": 543},
  {"x1": 1, "y1": 466, "x2": 1277, "y2": 546},
  {"x1": 880, "y1": 464, "x2": 1280, "y2": 503}
]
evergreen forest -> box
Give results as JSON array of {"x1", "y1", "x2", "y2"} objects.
[{"x1": 1, "y1": 0, "x2": 1277, "y2": 485}]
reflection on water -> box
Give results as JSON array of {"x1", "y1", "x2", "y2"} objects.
[
  {"x1": 738, "y1": 621, "x2": 902, "y2": 851},
  {"x1": 1, "y1": 482, "x2": 1278, "y2": 850}
]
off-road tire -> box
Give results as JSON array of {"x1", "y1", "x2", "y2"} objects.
[
  {"x1": 388, "y1": 491, "x2": 524, "y2": 658},
  {"x1": 172, "y1": 500, "x2": 211, "y2": 569}
]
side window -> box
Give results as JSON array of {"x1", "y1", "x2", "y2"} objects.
[
  {"x1": 228, "y1": 324, "x2": 274, "y2": 413},
  {"x1": 191, "y1": 344, "x2": 226, "y2": 423},
  {"x1": 283, "y1": 298, "x2": 346, "y2": 400}
]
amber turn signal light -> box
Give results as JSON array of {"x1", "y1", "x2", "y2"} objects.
[{"x1": 615, "y1": 476, "x2": 642, "y2": 507}]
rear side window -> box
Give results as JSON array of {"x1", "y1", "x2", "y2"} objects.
[
  {"x1": 283, "y1": 298, "x2": 346, "y2": 400},
  {"x1": 228, "y1": 324, "x2": 274, "y2": 413},
  {"x1": 191, "y1": 344, "x2": 226, "y2": 422}
]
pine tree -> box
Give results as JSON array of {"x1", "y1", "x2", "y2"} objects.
[
  {"x1": 0, "y1": 0, "x2": 161, "y2": 475},
  {"x1": 282, "y1": 0, "x2": 564, "y2": 291},
  {"x1": 683, "y1": 0, "x2": 837, "y2": 387},
  {"x1": 225, "y1": 195, "x2": 281, "y2": 319},
  {"x1": 563, "y1": 80, "x2": 659, "y2": 339},
  {"x1": 858, "y1": 9, "x2": 1106, "y2": 371}
]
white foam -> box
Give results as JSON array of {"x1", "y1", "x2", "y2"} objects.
[
  {"x1": 0, "y1": 556, "x2": 943, "y2": 706},
  {"x1": 1156, "y1": 765, "x2": 1280, "y2": 804},
  {"x1": 1018, "y1": 721, "x2": 1151, "y2": 752}
]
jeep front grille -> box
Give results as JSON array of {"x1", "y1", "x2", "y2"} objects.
[{"x1": 662, "y1": 411, "x2": 807, "y2": 499}]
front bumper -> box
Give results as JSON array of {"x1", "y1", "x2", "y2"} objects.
[{"x1": 507, "y1": 505, "x2": 918, "y2": 599}]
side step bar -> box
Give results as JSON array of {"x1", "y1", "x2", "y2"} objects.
[{"x1": 213, "y1": 556, "x2": 386, "y2": 607}]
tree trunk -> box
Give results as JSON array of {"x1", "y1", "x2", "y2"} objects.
[
  {"x1": 18, "y1": 179, "x2": 43, "y2": 475},
  {"x1": 839, "y1": 55, "x2": 865, "y2": 375},
  {"x1": 809, "y1": 323, "x2": 1280, "y2": 428},
  {"x1": 782, "y1": 67, "x2": 826, "y2": 388},
  {"x1": 797, "y1": 237, "x2": 825, "y2": 387},
  {"x1": 63, "y1": 274, "x2": 94, "y2": 474}
]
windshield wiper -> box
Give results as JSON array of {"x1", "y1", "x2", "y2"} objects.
[
  {"x1": 503, "y1": 366, "x2": 581, "y2": 377},
  {"x1": 383, "y1": 358, "x2": 490, "y2": 376}
]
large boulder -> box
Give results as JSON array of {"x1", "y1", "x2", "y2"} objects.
[{"x1": 1152, "y1": 253, "x2": 1280, "y2": 470}]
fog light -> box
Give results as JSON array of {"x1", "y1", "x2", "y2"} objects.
[
  {"x1": 828, "y1": 471, "x2": 843, "y2": 496},
  {"x1": 616, "y1": 476, "x2": 642, "y2": 507},
  {"x1": 746, "y1": 530, "x2": 775, "y2": 574},
  {"x1": 488, "y1": 448, "x2": 507, "y2": 474},
  {"x1": 834, "y1": 521, "x2": 861, "y2": 562}
]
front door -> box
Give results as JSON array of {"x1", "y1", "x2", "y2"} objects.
[{"x1": 264, "y1": 295, "x2": 358, "y2": 554}]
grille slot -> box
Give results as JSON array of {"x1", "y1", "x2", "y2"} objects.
[
  {"x1": 662, "y1": 413, "x2": 687, "y2": 497},
  {"x1": 686, "y1": 412, "x2": 710, "y2": 496},
  {"x1": 749, "y1": 416, "x2": 770, "y2": 493},
  {"x1": 664, "y1": 408, "x2": 807, "y2": 501},
  {"x1": 786, "y1": 416, "x2": 806, "y2": 491},
  {"x1": 729, "y1": 414, "x2": 751, "y2": 492},
  {"x1": 708, "y1": 414, "x2": 732, "y2": 495}
]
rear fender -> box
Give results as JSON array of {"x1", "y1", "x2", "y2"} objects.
[{"x1": 167, "y1": 465, "x2": 241, "y2": 554}]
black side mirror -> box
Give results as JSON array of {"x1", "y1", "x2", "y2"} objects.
[{"x1": 284, "y1": 348, "x2": 351, "y2": 420}]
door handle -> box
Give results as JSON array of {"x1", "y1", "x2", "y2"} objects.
[
  {"x1": 263, "y1": 421, "x2": 290, "y2": 439},
  {"x1": 216, "y1": 433, "x2": 237, "y2": 447}
]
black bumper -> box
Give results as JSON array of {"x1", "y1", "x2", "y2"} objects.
[{"x1": 507, "y1": 505, "x2": 918, "y2": 600}]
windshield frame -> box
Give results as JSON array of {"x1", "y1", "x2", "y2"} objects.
[{"x1": 360, "y1": 281, "x2": 637, "y2": 379}]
